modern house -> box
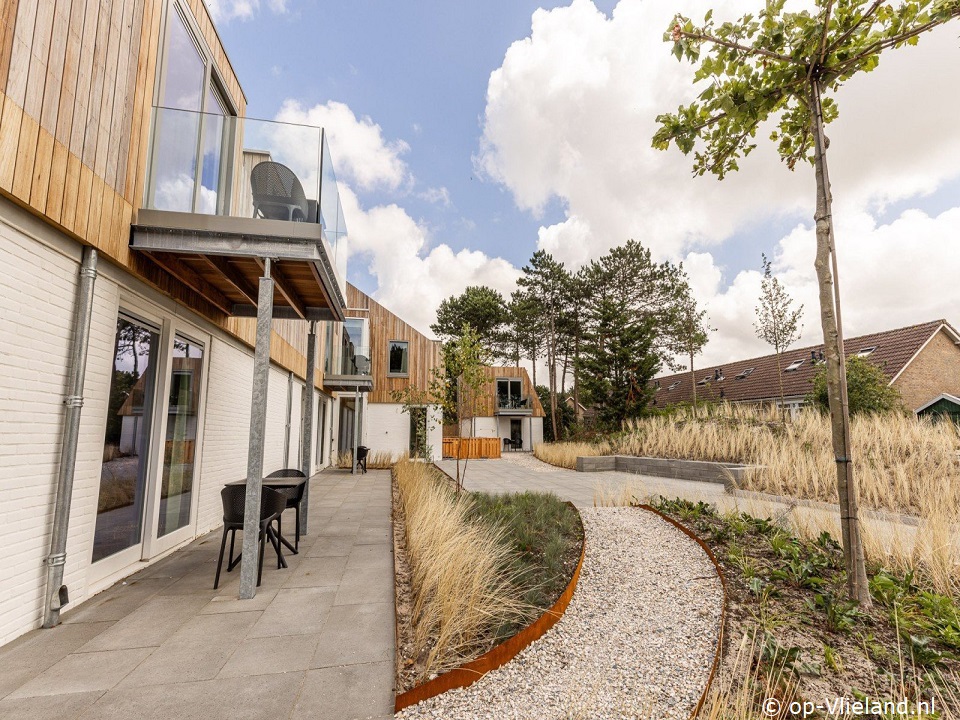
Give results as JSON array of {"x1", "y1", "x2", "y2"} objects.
[
  {"x1": 458, "y1": 366, "x2": 545, "y2": 451},
  {"x1": 0, "y1": 0, "x2": 440, "y2": 648},
  {"x1": 651, "y1": 320, "x2": 960, "y2": 415},
  {"x1": 327, "y1": 284, "x2": 444, "y2": 463}
]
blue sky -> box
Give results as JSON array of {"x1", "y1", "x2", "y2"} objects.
[{"x1": 209, "y1": 0, "x2": 960, "y2": 367}]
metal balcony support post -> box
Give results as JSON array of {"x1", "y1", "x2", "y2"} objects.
[
  {"x1": 300, "y1": 320, "x2": 317, "y2": 535},
  {"x1": 239, "y1": 258, "x2": 274, "y2": 599},
  {"x1": 43, "y1": 247, "x2": 98, "y2": 628},
  {"x1": 352, "y1": 387, "x2": 360, "y2": 475}
]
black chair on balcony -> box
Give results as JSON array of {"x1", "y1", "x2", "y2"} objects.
[
  {"x1": 265, "y1": 468, "x2": 307, "y2": 553},
  {"x1": 214, "y1": 485, "x2": 286, "y2": 589},
  {"x1": 250, "y1": 161, "x2": 311, "y2": 222}
]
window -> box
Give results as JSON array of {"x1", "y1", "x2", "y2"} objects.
[
  {"x1": 667, "y1": 381, "x2": 681, "y2": 390},
  {"x1": 496, "y1": 378, "x2": 524, "y2": 409},
  {"x1": 856, "y1": 346, "x2": 876, "y2": 357},
  {"x1": 697, "y1": 376, "x2": 711, "y2": 386},
  {"x1": 409, "y1": 407, "x2": 427, "y2": 458},
  {"x1": 735, "y1": 367, "x2": 755, "y2": 380},
  {"x1": 784, "y1": 359, "x2": 804, "y2": 372},
  {"x1": 388, "y1": 341, "x2": 409, "y2": 376},
  {"x1": 653, "y1": 380, "x2": 661, "y2": 391},
  {"x1": 148, "y1": 1, "x2": 235, "y2": 214},
  {"x1": 339, "y1": 318, "x2": 369, "y2": 375}
]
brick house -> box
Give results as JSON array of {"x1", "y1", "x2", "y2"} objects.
[{"x1": 651, "y1": 320, "x2": 960, "y2": 414}]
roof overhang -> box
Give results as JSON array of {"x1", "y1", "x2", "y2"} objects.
[
  {"x1": 131, "y1": 209, "x2": 345, "y2": 322},
  {"x1": 914, "y1": 392, "x2": 960, "y2": 414}
]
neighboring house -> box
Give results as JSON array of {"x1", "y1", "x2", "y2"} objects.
[
  {"x1": 651, "y1": 320, "x2": 960, "y2": 414},
  {"x1": 322, "y1": 284, "x2": 443, "y2": 462},
  {"x1": 459, "y1": 367, "x2": 546, "y2": 451},
  {"x1": 0, "y1": 0, "x2": 396, "y2": 646}
]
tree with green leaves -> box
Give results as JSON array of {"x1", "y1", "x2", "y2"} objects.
[
  {"x1": 809, "y1": 356, "x2": 904, "y2": 415},
  {"x1": 517, "y1": 251, "x2": 571, "y2": 442},
  {"x1": 755, "y1": 254, "x2": 804, "y2": 419},
  {"x1": 505, "y1": 289, "x2": 543, "y2": 386},
  {"x1": 577, "y1": 295, "x2": 660, "y2": 429},
  {"x1": 653, "y1": 0, "x2": 960, "y2": 604},
  {"x1": 431, "y1": 285, "x2": 508, "y2": 352},
  {"x1": 668, "y1": 291, "x2": 712, "y2": 416}
]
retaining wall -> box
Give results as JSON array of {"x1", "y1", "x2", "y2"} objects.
[{"x1": 576, "y1": 455, "x2": 752, "y2": 488}]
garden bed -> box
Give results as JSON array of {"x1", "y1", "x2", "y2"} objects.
[
  {"x1": 653, "y1": 498, "x2": 960, "y2": 717},
  {"x1": 392, "y1": 461, "x2": 582, "y2": 695}
]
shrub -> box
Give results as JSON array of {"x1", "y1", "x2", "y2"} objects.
[{"x1": 807, "y1": 355, "x2": 904, "y2": 416}]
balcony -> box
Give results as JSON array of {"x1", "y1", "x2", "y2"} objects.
[
  {"x1": 496, "y1": 396, "x2": 533, "y2": 415},
  {"x1": 324, "y1": 345, "x2": 373, "y2": 393},
  {"x1": 130, "y1": 107, "x2": 348, "y2": 321}
]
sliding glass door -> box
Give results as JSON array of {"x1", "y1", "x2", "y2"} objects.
[{"x1": 92, "y1": 317, "x2": 160, "y2": 564}]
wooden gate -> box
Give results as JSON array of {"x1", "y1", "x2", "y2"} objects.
[{"x1": 441, "y1": 437, "x2": 501, "y2": 459}]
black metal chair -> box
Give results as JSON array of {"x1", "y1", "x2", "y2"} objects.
[
  {"x1": 213, "y1": 485, "x2": 286, "y2": 589},
  {"x1": 356, "y1": 446, "x2": 369, "y2": 473},
  {"x1": 265, "y1": 469, "x2": 307, "y2": 553},
  {"x1": 250, "y1": 161, "x2": 310, "y2": 222}
]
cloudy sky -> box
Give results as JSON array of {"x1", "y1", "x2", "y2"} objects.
[{"x1": 209, "y1": 0, "x2": 960, "y2": 372}]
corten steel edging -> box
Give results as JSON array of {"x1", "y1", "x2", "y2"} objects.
[
  {"x1": 394, "y1": 501, "x2": 586, "y2": 712},
  {"x1": 636, "y1": 504, "x2": 728, "y2": 720}
]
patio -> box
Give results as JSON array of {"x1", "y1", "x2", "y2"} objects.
[{"x1": 0, "y1": 469, "x2": 395, "y2": 720}]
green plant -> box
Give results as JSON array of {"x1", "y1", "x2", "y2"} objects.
[
  {"x1": 806, "y1": 593, "x2": 864, "y2": 633},
  {"x1": 823, "y1": 643, "x2": 843, "y2": 674}
]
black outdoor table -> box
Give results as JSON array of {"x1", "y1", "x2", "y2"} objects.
[{"x1": 226, "y1": 476, "x2": 307, "y2": 564}]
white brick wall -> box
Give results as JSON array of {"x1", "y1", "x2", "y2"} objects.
[{"x1": 0, "y1": 200, "x2": 316, "y2": 646}]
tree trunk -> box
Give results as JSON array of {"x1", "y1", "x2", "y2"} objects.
[
  {"x1": 548, "y1": 314, "x2": 559, "y2": 440},
  {"x1": 810, "y1": 78, "x2": 870, "y2": 606},
  {"x1": 689, "y1": 350, "x2": 697, "y2": 417},
  {"x1": 573, "y1": 332, "x2": 581, "y2": 422},
  {"x1": 776, "y1": 349, "x2": 786, "y2": 423}
]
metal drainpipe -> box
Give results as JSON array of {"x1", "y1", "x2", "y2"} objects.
[{"x1": 43, "y1": 246, "x2": 98, "y2": 628}]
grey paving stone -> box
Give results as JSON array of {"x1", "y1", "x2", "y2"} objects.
[
  {"x1": 313, "y1": 603, "x2": 394, "y2": 667},
  {"x1": 0, "y1": 689, "x2": 104, "y2": 719},
  {"x1": 334, "y1": 563, "x2": 394, "y2": 606},
  {"x1": 117, "y1": 611, "x2": 260, "y2": 687},
  {"x1": 217, "y1": 632, "x2": 322, "y2": 677},
  {"x1": 292, "y1": 662, "x2": 394, "y2": 720},
  {"x1": 248, "y1": 587, "x2": 336, "y2": 638},
  {"x1": 9, "y1": 647, "x2": 153, "y2": 698},
  {"x1": 282, "y1": 555, "x2": 349, "y2": 589},
  {"x1": 79, "y1": 672, "x2": 304, "y2": 720},
  {"x1": 78, "y1": 594, "x2": 210, "y2": 652}
]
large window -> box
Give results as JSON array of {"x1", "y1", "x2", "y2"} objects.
[
  {"x1": 148, "y1": 1, "x2": 234, "y2": 214},
  {"x1": 388, "y1": 341, "x2": 409, "y2": 376},
  {"x1": 339, "y1": 318, "x2": 369, "y2": 375},
  {"x1": 496, "y1": 378, "x2": 523, "y2": 409}
]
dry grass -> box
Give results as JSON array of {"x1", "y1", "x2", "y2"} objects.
[
  {"x1": 393, "y1": 460, "x2": 531, "y2": 678},
  {"x1": 337, "y1": 450, "x2": 405, "y2": 469},
  {"x1": 534, "y1": 441, "x2": 609, "y2": 469}
]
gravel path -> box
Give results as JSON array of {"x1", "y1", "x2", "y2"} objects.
[
  {"x1": 498, "y1": 450, "x2": 559, "y2": 473},
  {"x1": 396, "y1": 507, "x2": 723, "y2": 719}
]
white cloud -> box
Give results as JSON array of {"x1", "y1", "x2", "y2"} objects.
[
  {"x1": 477, "y1": 0, "x2": 960, "y2": 269},
  {"x1": 684, "y1": 206, "x2": 960, "y2": 371},
  {"x1": 419, "y1": 186, "x2": 452, "y2": 208},
  {"x1": 205, "y1": 0, "x2": 285, "y2": 22},
  {"x1": 275, "y1": 100, "x2": 412, "y2": 193},
  {"x1": 339, "y1": 186, "x2": 520, "y2": 337}
]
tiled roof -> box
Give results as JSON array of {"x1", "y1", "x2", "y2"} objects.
[{"x1": 651, "y1": 320, "x2": 955, "y2": 407}]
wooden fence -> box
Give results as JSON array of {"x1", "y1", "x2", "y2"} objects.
[{"x1": 442, "y1": 437, "x2": 501, "y2": 460}]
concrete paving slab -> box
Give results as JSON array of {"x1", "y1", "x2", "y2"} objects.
[
  {"x1": 292, "y1": 662, "x2": 394, "y2": 720},
  {"x1": 77, "y1": 594, "x2": 210, "y2": 652},
  {"x1": 0, "y1": 689, "x2": 104, "y2": 720},
  {"x1": 217, "y1": 632, "x2": 323, "y2": 677},
  {"x1": 10, "y1": 647, "x2": 153, "y2": 697},
  {"x1": 313, "y1": 603, "x2": 395, "y2": 667},
  {"x1": 247, "y1": 587, "x2": 336, "y2": 638}
]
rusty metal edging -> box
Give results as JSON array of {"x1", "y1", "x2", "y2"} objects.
[
  {"x1": 636, "y1": 504, "x2": 728, "y2": 720},
  {"x1": 394, "y1": 501, "x2": 586, "y2": 712}
]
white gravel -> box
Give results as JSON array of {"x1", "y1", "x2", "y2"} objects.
[
  {"x1": 498, "y1": 450, "x2": 558, "y2": 473},
  {"x1": 396, "y1": 506, "x2": 723, "y2": 720}
]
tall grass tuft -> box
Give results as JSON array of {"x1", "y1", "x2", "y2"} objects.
[{"x1": 394, "y1": 460, "x2": 531, "y2": 678}]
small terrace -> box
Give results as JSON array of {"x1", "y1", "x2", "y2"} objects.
[
  {"x1": 131, "y1": 107, "x2": 348, "y2": 322},
  {"x1": 0, "y1": 469, "x2": 394, "y2": 720}
]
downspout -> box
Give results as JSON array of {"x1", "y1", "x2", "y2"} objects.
[{"x1": 43, "y1": 246, "x2": 98, "y2": 628}]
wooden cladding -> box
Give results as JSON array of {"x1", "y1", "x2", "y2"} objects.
[
  {"x1": 345, "y1": 283, "x2": 442, "y2": 404},
  {"x1": 471, "y1": 366, "x2": 546, "y2": 418},
  {"x1": 441, "y1": 437, "x2": 501, "y2": 460}
]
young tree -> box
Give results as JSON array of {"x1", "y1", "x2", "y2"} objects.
[
  {"x1": 653, "y1": 0, "x2": 960, "y2": 604},
  {"x1": 669, "y1": 291, "x2": 711, "y2": 416},
  {"x1": 754, "y1": 254, "x2": 804, "y2": 419}
]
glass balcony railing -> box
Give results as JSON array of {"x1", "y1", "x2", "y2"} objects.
[
  {"x1": 337, "y1": 346, "x2": 372, "y2": 377},
  {"x1": 142, "y1": 106, "x2": 348, "y2": 294},
  {"x1": 497, "y1": 396, "x2": 532, "y2": 411}
]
